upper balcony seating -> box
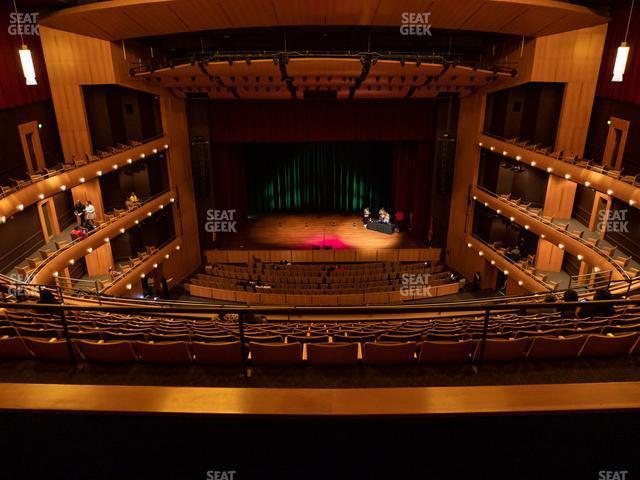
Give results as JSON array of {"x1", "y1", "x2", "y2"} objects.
[
  {"x1": 1, "y1": 304, "x2": 639, "y2": 366},
  {"x1": 0, "y1": 139, "x2": 146, "y2": 200},
  {"x1": 491, "y1": 192, "x2": 639, "y2": 279},
  {"x1": 503, "y1": 136, "x2": 640, "y2": 185}
]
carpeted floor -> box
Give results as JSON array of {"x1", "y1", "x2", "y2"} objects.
[{"x1": 0, "y1": 355, "x2": 638, "y2": 388}]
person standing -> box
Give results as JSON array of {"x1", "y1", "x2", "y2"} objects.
[
  {"x1": 73, "y1": 200, "x2": 85, "y2": 226},
  {"x1": 84, "y1": 201, "x2": 96, "y2": 226},
  {"x1": 394, "y1": 210, "x2": 404, "y2": 231}
]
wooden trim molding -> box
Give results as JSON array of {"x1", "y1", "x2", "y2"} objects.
[{"x1": 0, "y1": 382, "x2": 638, "y2": 416}]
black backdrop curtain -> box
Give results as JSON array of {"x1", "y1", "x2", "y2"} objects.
[
  {"x1": 392, "y1": 142, "x2": 433, "y2": 242},
  {"x1": 246, "y1": 142, "x2": 392, "y2": 214}
]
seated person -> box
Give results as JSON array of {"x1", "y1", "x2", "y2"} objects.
[
  {"x1": 507, "y1": 245, "x2": 521, "y2": 261},
  {"x1": 125, "y1": 192, "x2": 139, "y2": 209},
  {"x1": 70, "y1": 226, "x2": 88, "y2": 240}
]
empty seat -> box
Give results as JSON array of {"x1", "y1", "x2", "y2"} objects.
[
  {"x1": 0, "y1": 337, "x2": 33, "y2": 359},
  {"x1": 526, "y1": 335, "x2": 586, "y2": 360},
  {"x1": 380, "y1": 333, "x2": 422, "y2": 342},
  {"x1": 579, "y1": 333, "x2": 640, "y2": 358},
  {"x1": 362, "y1": 342, "x2": 417, "y2": 366},
  {"x1": 192, "y1": 341, "x2": 244, "y2": 365},
  {"x1": 25, "y1": 338, "x2": 75, "y2": 361},
  {"x1": 243, "y1": 334, "x2": 283, "y2": 344},
  {"x1": 476, "y1": 338, "x2": 531, "y2": 362},
  {"x1": 307, "y1": 342, "x2": 359, "y2": 366},
  {"x1": 76, "y1": 340, "x2": 138, "y2": 363},
  {"x1": 135, "y1": 341, "x2": 192, "y2": 364},
  {"x1": 418, "y1": 340, "x2": 477, "y2": 364},
  {"x1": 332, "y1": 334, "x2": 376, "y2": 344},
  {"x1": 249, "y1": 342, "x2": 303, "y2": 366},
  {"x1": 287, "y1": 334, "x2": 330, "y2": 344}
]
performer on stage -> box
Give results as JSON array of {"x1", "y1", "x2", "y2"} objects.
[{"x1": 363, "y1": 206, "x2": 370, "y2": 227}]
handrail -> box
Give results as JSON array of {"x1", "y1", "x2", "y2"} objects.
[
  {"x1": 478, "y1": 132, "x2": 640, "y2": 210},
  {"x1": 475, "y1": 185, "x2": 632, "y2": 281},
  {"x1": 470, "y1": 234, "x2": 552, "y2": 290},
  {"x1": 26, "y1": 189, "x2": 174, "y2": 283},
  {"x1": 131, "y1": 51, "x2": 517, "y2": 77}
]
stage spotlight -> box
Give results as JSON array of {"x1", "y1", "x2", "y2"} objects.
[
  {"x1": 245, "y1": 58, "x2": 251, "y2": 66},
  {"x1": 228, "y1": 59, "x2": 234, "y2": 66},
  {"x1": 415, "y1": 58, "x2": 422, "y2": 67}
]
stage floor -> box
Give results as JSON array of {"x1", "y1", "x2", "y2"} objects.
[{"x1": 216, "y1": 213, "x2": 422, "y2": 250}]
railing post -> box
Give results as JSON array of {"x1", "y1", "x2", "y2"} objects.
[
  {"x1": 95, "y1": 281, "x2": 102, "y2": 305},
  {"x1": 477, "y1": 307, "x2": 491, "y2": 365},
  {"x1": 58, "y1": 307, "x2": 77, "y2": 369},
  {"x1": 238, "y1": 312, "x2": 249, "y2": 378}
]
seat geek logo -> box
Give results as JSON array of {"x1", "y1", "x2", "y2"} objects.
[
  {"x1": 8, "y1": 12, "x2": 40, "y2": 36},
  {"x1": 400, "y1": 12, "x2": 433, "y2": 36},
  {"x1": 205, "y1": 209, "x2": 237, "y2": 233}
]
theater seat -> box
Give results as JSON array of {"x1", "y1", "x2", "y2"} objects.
[
  {"x1": 250, "y1": 342, "x2": 303, "y2": 366},
  {"x1": 76, "y1": 340, "x2": 138, "y2": 363},
  {"x1": 287, "y1": 334, "x2": 330, "y2": 344},
  {"x1": 192, "y1": 341, "x2": 244, "y2": 365},
  {"x1": 526, "y1": 335, "x2": 586, "y2": 360},
  {"x1": 418, "y1": 340, "x2": 477, "y2": 364},
  {"x1": 307, "y1": 342, "x2": 358, "y2": 366},
  {"x1": 25, "y1": 338, "x2": 75, "y2": 362},
  {"x1": 362, "y1": 341, "x2": 417, "y2": 365},
  {"x1": 135, "y1": 341, "x2": 192, "y2": 364},
  {"x1": 476, "y1": 337, "x2": 531, "y2": 362},
  {"x1": 579, "y1": 333, "x2": 640, "y2": 358},
  {"x1": 0, "y1": 337, "x2": 33, "y2": 359}
]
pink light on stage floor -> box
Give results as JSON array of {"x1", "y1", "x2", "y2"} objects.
[{"x1": 302, "y1": 235, "x2": 352, "y2": 249}]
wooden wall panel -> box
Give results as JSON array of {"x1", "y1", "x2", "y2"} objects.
[{"x1": 85, "y1": 242, "x2": 114, "y2": 277}]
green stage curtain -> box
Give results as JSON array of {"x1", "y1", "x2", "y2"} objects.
[{"x1": 246, "y1": 142, "x2": 392, "y2": 214}]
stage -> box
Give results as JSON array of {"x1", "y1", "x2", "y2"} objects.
[{"x1": 215, "y1": 213, "x2": 422, "y2": 250}]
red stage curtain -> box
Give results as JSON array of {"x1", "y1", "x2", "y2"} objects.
[
  {"x1": 392, "y1": 142, "x2": 432, "y2": 242},
  {"x1": 211, "y1": 144, "x2": 247, "y2": 223},
  {"x1": 209, "y1": 100, "x2": 437, "y2": 142},
  {"x1": 0, "y1": 4, "x2": 51, "y2": 109},
  {"x1": 596, "y1": 1, "x2": 640, "y2": 105}
]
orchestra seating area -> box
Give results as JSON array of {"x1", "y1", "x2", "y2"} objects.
[
  {"x1": 2, "y1": 304, "x2": 639, "y2": 366},
  {"x1": 186, "y1": 261, "x2": 460, "y2": 304}
]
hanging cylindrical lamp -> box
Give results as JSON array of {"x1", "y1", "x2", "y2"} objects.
[
  {"x1": 19, "y1": 45, "x2": 37, "y2": 85},
  {"x1": 612, "y1": 0, "x2": 635, "y2": 82}
]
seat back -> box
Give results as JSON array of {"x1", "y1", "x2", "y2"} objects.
[
  {"x1": 249, "y1": 342, "x2": 303, "y2": 366},
  {"x1": 478, "y1": 337, "x2": 531, "y2": 362},
  {"x1": 25, "y1": 338, "x2": 74, "y2": 361},
  {"x1": 0, "y1": 337, "x2": 33, "y2": 359},
  {"x1": 307, "y1": 342, "x2": 358, "y2": 366},
  {"x1": 418, "y1": 340, "x2": 477, "y2": 364},
  {"x1": 526, "y1": 335, "x2": 586, "y2": 360},
  {"x1": 76, "y1": 340, "x2": 138, "y2": 363},
  {"x1": 579, "y1": 333, "x2": 640, "y2": 358},
  {"x1": 134, "y1": 341, "x2": 192, "y2": 364},
  {"x1": 192, "y1": 341, "x2": 243, "y2": 365},
  {"x1": 362, "y1": 341, "x2": 417, "y2": 365}
]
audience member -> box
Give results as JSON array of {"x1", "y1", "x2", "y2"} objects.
[
  {"x1": 561, "y1": 289, "x2": 579, "y2": 318},
  {"x1": 73, "y1": 200, "x2": 85, "y2": 226},
  {"x1": 579, "y1": 288, "x2": 616, "y2": 318},
  {"x1": 85, "y1": 201, "x2": 96, "y2": 226}
]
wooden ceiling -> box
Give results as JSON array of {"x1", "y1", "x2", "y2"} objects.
[
  {"x1": 133, "y1": 57, "x2": 512, "y2": 100},
  {"x1": 40, "y1": 0, "x2": 608, "y2": 41}
]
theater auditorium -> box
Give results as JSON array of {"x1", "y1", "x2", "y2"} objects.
[{"x1": 0, "y1": 0, "x2": 639, "y2": 478}]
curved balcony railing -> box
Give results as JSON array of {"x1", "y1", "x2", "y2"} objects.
[
  {"x1": 478, "y1": 133, "x2": 640, "y2": 209},
  {"x1": 0, "y1": 136, "x2": 169, "y2": 223},
  {"x1": 28, "y1": 189, "x2": 177, "y2": 285},
  {"x1": 473, "y1": 186, "x2": 631, "y2": 283}
]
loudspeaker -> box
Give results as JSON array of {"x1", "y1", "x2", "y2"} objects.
[
  {"x1": 324, "y1": 246, "x2": 332, "y2": 250},
  {"x1": 312, "y1": 245, "x2": 321, "y2": 250},
  {"x1": 435, "y1": 137, "x2": 456, "y2": 195}
]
